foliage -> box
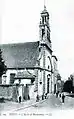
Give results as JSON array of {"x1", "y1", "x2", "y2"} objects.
[
  {"x1": 0, "y1": 49, "x2": 7, "y2": 77},
  {"x1": 63, "y1": 79, "x2": 72, "y2": 93}
]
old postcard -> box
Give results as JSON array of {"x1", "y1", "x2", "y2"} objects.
[{"x1": 0, "y1": 0, "x2": 74, "y2": 118}]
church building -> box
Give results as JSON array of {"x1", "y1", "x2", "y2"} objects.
[{"x1": 0, "y1": 5, "x2": 58, "y2": 102}]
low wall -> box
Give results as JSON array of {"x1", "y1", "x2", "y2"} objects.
[
  {"x1": 0, "y1": 84, "x2": 24, "y2": 102},
  {"x1": 0, "y1": 84, "x2": 36, "y2": 102}
]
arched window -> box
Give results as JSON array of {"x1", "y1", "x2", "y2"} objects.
[
  {"x1": 48, "y1": 65, "x2": 49, "y2": 69},
  {"x1": 47, "y1": 56, "x2": 53, "y2": 72},
  {"x1": 42, "y1": 17, "x2": 44, "y2": 24},
  {"x1": 42, "y1": 29, "x2": 45, "y2": 38}
]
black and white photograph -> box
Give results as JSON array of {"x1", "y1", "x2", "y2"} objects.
[{"x1": 0, "y1": 0, "x2": 74, "y2": 118}]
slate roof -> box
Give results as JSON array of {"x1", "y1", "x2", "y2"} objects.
[{"x1": 0, "y1": 41, "x2": 39, "y2": 69}]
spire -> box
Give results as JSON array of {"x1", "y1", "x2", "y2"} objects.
[
  {"x1": 40, "y1": 0, "x2": 49, "y2": 25},
  {"x1": 44, "y1": 0, "x2": 46, "y2": 10},
  {"x1": 41, "y1": 0, "x2": 48, "y2": 14},
  {"x1": 39, "y1": 0, "x2": 52, "y2": 50}
]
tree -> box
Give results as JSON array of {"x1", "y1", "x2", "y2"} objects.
[
  {"x1": 0, "y1": 49, "x2": 7, "y2": 78},
  {"x1": 57, "y1": 73, "x2": 61, "y2": 80},
  {"x1": 70, "y1": 75, "x2": 74, "y2": 93},
  {"x1": 63, "y1": 79, "x2": 72, "y2": 93}
]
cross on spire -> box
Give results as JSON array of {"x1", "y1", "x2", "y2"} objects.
[
  {"x1": 44, "y1": 0, "x2": 45, "y2": 6},
  {"x1": 44, "y1": 0, "x2": 46, "y2": 10}
]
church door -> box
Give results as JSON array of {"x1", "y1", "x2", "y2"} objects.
[
  {"x1": 54, "y1": 84, "x2": 56, "y2": 94},
  {"x1": 47, "y1": 78, "x2": 50, "y2": 93}
]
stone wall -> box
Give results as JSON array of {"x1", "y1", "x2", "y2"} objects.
[{"x1": 0, "y1": 84, "x2": 24, "y2": 102}]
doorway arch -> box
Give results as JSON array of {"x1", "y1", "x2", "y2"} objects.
[{"x1": 47, "y1": 74, "x2": 50, "y2": 93}]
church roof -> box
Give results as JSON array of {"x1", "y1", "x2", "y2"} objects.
[{"x1": 0, "y1": 41, "x2": 39, "y2": 69}]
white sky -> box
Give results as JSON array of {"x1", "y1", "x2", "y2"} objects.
[{"x1": 0, "y1": 0, "x2": 74, "y2": 80}]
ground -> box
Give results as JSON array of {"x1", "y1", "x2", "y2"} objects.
[
  {"x1": 14, "y1": 94, "x2": 74, "y2": 113},
  {"x1": 0, "y1": 93, "x2": 74, "y2": 116}
]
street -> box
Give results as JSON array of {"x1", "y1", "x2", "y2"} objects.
[
  {"x1": 1, "y1": 93, "x2": 74, "y2": 115},
  {"x1": 13, "y1": 94, "x2": 74, "y2": 113}
]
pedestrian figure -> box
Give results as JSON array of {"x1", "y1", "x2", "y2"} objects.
[
  {"x1": 19, "y1": 96, "x2": 21, "y2": 103},
  {"x1": 42, "y1": 95, "x2": 44, "y2": 100},
  {"x1": 59, "y1": 93, "x2": 61, "y2": 97},
  {"x1": 36, "y1": 94, "x2": 39, "y2": 102},
  {"x1": 45, "y1": 93, "x2": 47, "y2": 99},
  {"x1": 56, "y1": 92, "x2": 58, "y2": 98},
  {"x1": 62, "y1": 93, "x2": 65, "y2": 103},
  {"x1": 28, "y1": 95, "x2": 30, "y2": 100}
]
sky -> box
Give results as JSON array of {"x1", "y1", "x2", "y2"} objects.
[{"x1": 0, "y1": 0, "x2": 74, "y2": 80}]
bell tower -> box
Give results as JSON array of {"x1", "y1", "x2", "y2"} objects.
[
  {"x1": 39, "y1": 5, "x2": 52, "y2": 52},
  {"x1": 39, "y1": 3, "x2": 53, "y2": 97}
]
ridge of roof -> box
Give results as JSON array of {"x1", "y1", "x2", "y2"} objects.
[{"x1": 0, "y1": 41, "x2": 39, "y2": 46}]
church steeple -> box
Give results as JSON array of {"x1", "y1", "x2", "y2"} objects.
[
  {"x1": 39, "y1": 3, "x2": 52, "y2": 51},
  {"x1": 40, "y1": 5, "x2": 49, "y2": 26}
]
